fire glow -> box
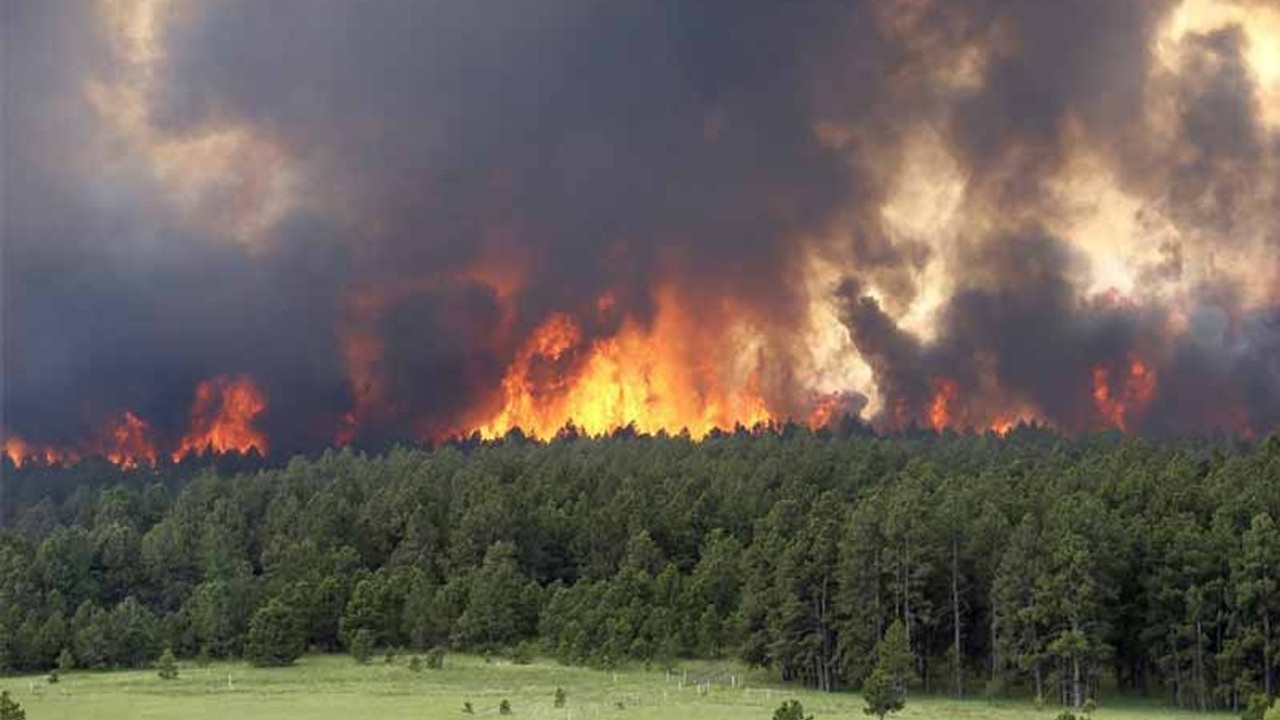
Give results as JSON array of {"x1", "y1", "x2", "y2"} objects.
[
  {"x1": 1092, "y1": 356, "x2": 1157, "y2": 432},
  {"x1": 477, "y1": 292, "x2": 773, "y2": 440},
  {"x1": 172, "y1": 375, "x2": 268, "y2": 460}
]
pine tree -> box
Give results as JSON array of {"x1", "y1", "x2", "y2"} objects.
[
  {"x1": 245, "y1": 598, "x2": 306, "y2": 667},
  {"x1": 157, "y1": 647, "x2": 178, "y2": 680},
  {"x1": 57, "y1": 647, "x2": 75, "y2": 672},
  {"x1": 863, "y1": 619, "x2": 914, "y2": 720}
]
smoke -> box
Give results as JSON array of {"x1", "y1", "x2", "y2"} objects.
[{"x1": 4, "y1": 0, "x2": 1280, "y2": 458}]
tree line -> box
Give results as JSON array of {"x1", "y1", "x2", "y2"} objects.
[{"x1": 0, "y1": 425, "x2": 1276, "y2": 713}]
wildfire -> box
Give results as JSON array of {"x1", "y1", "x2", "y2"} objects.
[
  {"x1": 3, "y1": 435, "x2": 80, "y2": 467},
  {"x1": 100, "y1": 411, "x2": 157, "y2": 467},
  {"x1": 477, "y1": 292, "x2": 774, "y2": 439},
  {"x1": 929, "y1": 377, "x2": 960, "y2": 431},
  {"x1": 1092, "y1": 355, "x2": 1157, "y2": 431},
  {"x1": 172, "y1": 375, "x2": 268, "y2": 459}
]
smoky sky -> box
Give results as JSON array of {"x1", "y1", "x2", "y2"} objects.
[{"x1": 4, "y1": 0, "x2": 1280, "y2": 455}]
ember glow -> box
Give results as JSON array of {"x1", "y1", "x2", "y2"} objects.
[{"x1": 6, "y1": 0, "x2": 1280, "y2": 461}]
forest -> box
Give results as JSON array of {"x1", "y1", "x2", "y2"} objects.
[{"x1": 1, "y1": 424, "x2": 1277, "y2": 715}]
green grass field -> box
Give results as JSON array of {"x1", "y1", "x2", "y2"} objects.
[{"x1": 1, "y1": 654, "x2": 1228, "y2": 720}]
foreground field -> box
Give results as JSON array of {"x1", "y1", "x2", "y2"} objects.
[{"x1": 1, "y1": 654, "x2": 1230, "y2": 720}]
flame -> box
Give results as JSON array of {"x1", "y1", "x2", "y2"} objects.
[
  {"x1": 929, "y1": 377, "x2": 960, "y2": 431},
  {"x1": 477, "y1": 291, "x2": 774, "y2": 439},
  {"x1": 806, "y1": 393, "x2": 844, "y2": 430},
  {"x1": 100, "y1": 411, "x2": 157, "y2": 467},
  {"x1": 173, "y1": 375, "x2": 268, "y2": 459},
  {"x1": 1092, "y1": 355, "x2": 1157, "y2": 431},
  {"x1": 2, "y1": 435, "x2": 80, "y2": 467}
]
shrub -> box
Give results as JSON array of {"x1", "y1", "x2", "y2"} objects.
[
  {"x1": 245, "y1": 599, "x2": 306, "y2": 667},
  {"x1": 554, "y1": 687, "x2": 566, "y2": 708},
  {"x1": 46, "y1": 670, "x2": 59, "y2": 684},
  {"x1": 1082, "y1": 697, "x2": 1097, "y2": 716},
  {"x1": 425, "y1": 646, "x2": 446, "y2": 669},
  {"x1": 409, "y1": 656, "x2": 423, "y2": 672},
  {"x1": 0, "y1": 691, "x2": 25, "y2": 720},
  {"x1": 383, "y1": 647, "x2": 398, "y2": 665},
  {"x1": 511, "y1": 642, "x2": 533, "y2": 665},
  {"x1": 350, "y1": 629, "x2": 375, "y2": 665},
  {"x1": 157, "y1": 648, "x2": 179, "y2": 680},
  {"x1": 499, "y1": 699, "x2": 512, "y2": 715},
  {"x1": 1054, "y1": 712, "x2": 1077, "y2": 720},
  {"x1": 1246, "y1": 694, "x2": 1273, "y2": 720},
  {"x1": 462, "y1": 701, "x2": 474, "y2": 714},
  {"x1": 773, "y1": 699, "x2": 813, "y2": 720},
  {"x1": 57, "y1": 648, "x2": 76, "y2": 672}
]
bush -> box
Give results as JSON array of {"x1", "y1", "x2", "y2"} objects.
[
  {"x1": 0, "y1": 691, "x2": 25, "y2": 720},
  {"x1": 1082, "y1": 697, "x2": 1097, "y2": 716},
  {"x1": 554, "y1": 687, "x2": 566, "y2": 708},
  {"x1": 1054, "y1": 712, "x2": 1077, "y2": 720},
  {"x1": 773, "y1": 699, "x2": 813, "y2": 720},
  {"x1": 1264, "y1": 699, "x2": 1280, "y2": 720},
  {"x1": 350, "y1": 629, "x2": 375, "y2": 665},
  {"x1": 425, "y1": 646, "x2": 446, "y2": 669},
  {"x1": 409, "y1": 656, "x2": 423, "y2": 672},
  {"x1": 245, "y1": 599, "x2": 306, "y2": 667},
  {"x1": 1246, "y1": 694, "x2": 1273, "y2": 720},
  {"x1": 511, "y1": 642, "x2": 533, "y2": 665},
  {"x1": 46, "y1": 669, "x2": 59, "y2": 684},
  {"x1": 383, "y1": 647, "x2": 398, "y2": 665},
  {"x1": 57, "y1": 648, "x2": 76, "y2": 672},
  {"x1": 462, "y1": 701, "x2": 474, "y2": 714},
  {"x1": 157, "y1": 648, "x2": 179, "y2": 680},
  {"x1": 499, "y1": 699, "x2": 512, "y2": 715}
]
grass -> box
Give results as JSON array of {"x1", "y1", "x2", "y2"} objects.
[{"x1": 0, "y1": 653, "x2": 1230, "y2": 720}]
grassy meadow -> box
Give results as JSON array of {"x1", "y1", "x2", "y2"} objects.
[{"x1": 0, "y1": 653, "x2": 1228, "y2": 720}]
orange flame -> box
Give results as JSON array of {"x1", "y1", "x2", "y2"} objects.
[
  {"x1": 173, "y1": 375, "x2": 268, "y2": 459},
  {"x1": 100, "y1": 411, "x2": 157, "y2": 467},
  {"x1": 1092, "y1": 355, "x2": 1157, "y2": 431},
  {"x1": 929, "y1": 377, "x2": 960, "y2": 431},
  {"x1": 2, "y1": 435, "x2": 80, "y2": 467},
  {"x1": 477, "y1": 291, "x2": 774, "y2": 439}
]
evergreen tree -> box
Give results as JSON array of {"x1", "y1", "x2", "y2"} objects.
[
  {"x1": 245, "y1": 598, "x2": 306, "y2": 667},
  {"x1": 350, "y1": 628, "x2": 375, "y2": 664},
  {"x1": 157, "y1": 647, "x2": 178, "y2": 680},
  {"x1": 863, "y1": 619, "x2": 914, "y2": 720},
  {"x1": 57, "y1": 647, "x2": 75, "y2": 672}
]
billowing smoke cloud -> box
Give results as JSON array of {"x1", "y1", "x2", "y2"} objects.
[{"x1": 4, "y1": 0, "x2": 1280, "y2": 460}]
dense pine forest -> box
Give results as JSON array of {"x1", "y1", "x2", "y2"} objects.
[{"x1": 1, "y1": 425, "x2": 1277, "y2": 714}]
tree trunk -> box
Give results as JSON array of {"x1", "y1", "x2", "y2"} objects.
[
  {"x1": 951, "y1": 534, "x2": 963, "y2": 698},
  {"x1": 1072, "y1": 643, "x2": 1083, "y2": 708},
  {"x1": 1265, "y1": 611, "x2": 1273, "y2": 699},
  {"x1": 1195, "y1": 617, "x2": 1207, "y2": 712}
]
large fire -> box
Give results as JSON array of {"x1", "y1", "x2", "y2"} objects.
[
  {"x1": 476, "y1": 292, "x2": 773, "y2": 440},
  {"x1": 929, "y1": 377, "x2": 959, "y2": 432},
  {"x1": 1092, "y1": 355, "x2": 1157, "y2": 431},
  {"x1": 172, "y1": 375, "x2": 269, "y2": 460},
  {"x1": 99, "y1": 411, "x2": 157, "y2": 467}
]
